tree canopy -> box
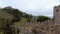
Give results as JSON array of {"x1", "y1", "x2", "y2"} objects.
[{"x1": 37, "y1": 16, "x2": 50, "y2": 22}]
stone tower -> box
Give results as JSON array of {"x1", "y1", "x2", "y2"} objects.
[{"x1": 54, "y1": 5, "x2": 60, "y2": 25}]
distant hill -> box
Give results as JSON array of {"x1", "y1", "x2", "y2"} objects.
[{"x1": 2, "y1": 6, "x2": 32, "y2": 22}]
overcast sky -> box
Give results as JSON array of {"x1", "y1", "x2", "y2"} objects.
[{"x1": 0, "y1": 0, "x2": 60, "y2": 17}]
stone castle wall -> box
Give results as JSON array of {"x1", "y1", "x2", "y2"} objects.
[{"x1": 54, "y1": 5, "x2": 60, "y2": 25}]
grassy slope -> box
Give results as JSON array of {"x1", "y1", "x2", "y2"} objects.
[
  {"x1": 19, "y1": 17, "x2": 28, "y2": 23},
  {"x1": 13, "y1": 17, "x2": 28, "y2": 27}
]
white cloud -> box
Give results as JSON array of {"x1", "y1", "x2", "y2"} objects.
[{"x1": 0, "y1": 0, "x2": 60, "y2": 17}]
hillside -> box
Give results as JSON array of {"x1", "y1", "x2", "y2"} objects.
[{"x1": 0, "y1": 6, "x2": 32, "y2": 34}]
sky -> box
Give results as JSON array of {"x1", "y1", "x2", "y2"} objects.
[{"x1": 0, "y1": 0, "x2": 60, "y2": 17}]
